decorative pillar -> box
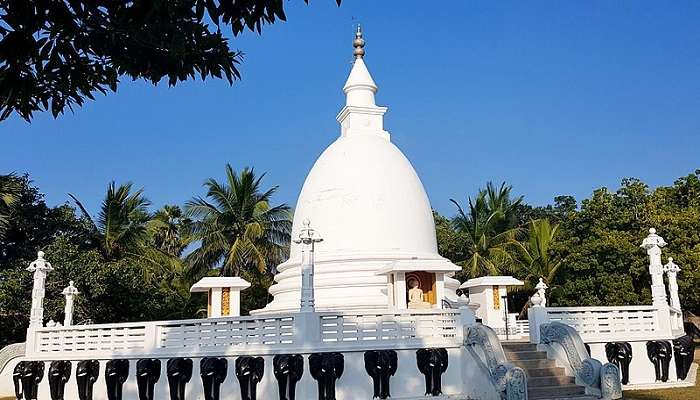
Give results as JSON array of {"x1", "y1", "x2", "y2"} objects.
[
  {"x1": 62, "y1": 280, "x2": 79, "y2": 326},
  {"x1": 294, "y1": 219, "x2": 323, "y2": 313},
  {"x1": 27, "y1": 251, "x2": 53, "y2": 329},
  {"x1": 535, "y1": 278, "x2": 548, "y2": 308},
  {"x1": 640, "y1": 228, "x2": 668, "y2": 307},
  {"x1": 663, "y1": 257, "x2": 681, "y2": 311}
]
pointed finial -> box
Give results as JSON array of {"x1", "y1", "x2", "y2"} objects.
[{"x1": 353, "y1": 25, "x2": 365, "y2": 58}]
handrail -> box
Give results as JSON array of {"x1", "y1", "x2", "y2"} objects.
[
  {"x1": 539, "y1": 322, "x2": 622, "y2": 400},
  {"x1": 464, "y1": 324, "x2": 527, "y2": 400}
]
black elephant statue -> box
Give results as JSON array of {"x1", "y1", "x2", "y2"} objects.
[
  {"x1": 48, "y1": 360, "x2": 72, "y2": 400},
  {"x1": 13, "y1": 361, "x2": 26, "y2": 400},
  {"x1": 105, "y1": 359, "x2": 130, "y2": 400},
  {"x1": 76, "y1": 360, "x2": 99, "y2": 400},
  {"x1": 235, "y1": 356, "x2": 265, "y2": 400},
  {"x1": 167, "y1": 358, "x2": 193, "y2": 400},
  {"x1": 416, "y1": 348, "x2": 448, "y2": 396},
  {"x1": 136, "y1": 359, "x2": 161, "y2": 400},
  {"x1": 21, "y1": 361, "x2": 45, "y2": 400},
  {"x1": 200, "y1": 357, "x2": 227, "y2": 400},
  {"x1": 605, "y1": 342, "x2": 632, "y2": 385},
  {"x1": 309, "y1": 352, "x2": 344, "y2": 400},
  {"x1": 273, "y1": 354, "x2": 304, "y2": 400},
  {"x1": 646, "y1": 341, "x2": 672, "y2": 382},
  {"x1": 364, "y1": 350, "x2": 398, "y2": 399},
  {"x1": 673, "y1": 335, "x2": 696, "y2": 380}
]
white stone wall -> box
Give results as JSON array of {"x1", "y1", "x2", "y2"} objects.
[{"x1": 0, "y1": 347, "x2": 498, "y2": 400}]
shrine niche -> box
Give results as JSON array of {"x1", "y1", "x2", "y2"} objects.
[
  {"x1": 376, "y1": 260, "x2": 461, "y2": 310},
  {"x1": 406, "y1": 272, "x2": 435, "y2": 308}
]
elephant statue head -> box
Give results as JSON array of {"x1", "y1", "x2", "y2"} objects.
[
  {"x1": 136, "y1": 359, "x2": 161, "y2": 400},
  {"x1": 18, "y1": 361, "x2": 44, "y2": 400},
  {"x1": 363, "y1": 350, "x2": 398, "y2": 399},
  {"x1": 48, "y1": 360, "x2": 72, "y2": 400},
  {"x1": 13, "y1": 361, "x2": 26, "y2": 400},
  {"x1": 273, "y1": 354, "x2": 304, "y2": 400},
  {"x1": 672, "y1": 335, "x2": 695, "y2": 380},
  {"x1": 605, "y1": 342, "x2": 632, "y2": 385},
  {"x1": 105, "y1": 359, "x2": 130, "y2": 400},
  {"x1": 200, "y1": 357, "x2": 227, "y2": 400},
  {"x1": 166, "y1": 358, "x2": 192, "y2": 400},
  {"x1": 646, "y1": 341, "x2": 672, "y2": 382},
  {"x1": 309, "y1": 352, "x2": 344, "y2": 400},
  {"x1": 235, "y1": 356, "x2": 264, "y2": 400},
  {"x1": 76, "y1": 360, "x2": 99, "y2": 400},
  {"x1": 416, "y1": 348, "x2": 448, "y2": 396}
]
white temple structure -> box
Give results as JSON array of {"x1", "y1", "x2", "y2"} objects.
[
  {"x1": 0, "y1": 28, "x2": 696, "y2": 400},
  {"x1": 259, "y1": 27, "x2": 461, "y2": 314}
]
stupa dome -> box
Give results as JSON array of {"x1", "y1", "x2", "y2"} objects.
[{"x1": 257, "y1": 28, "x2": 459, "y2": 313}]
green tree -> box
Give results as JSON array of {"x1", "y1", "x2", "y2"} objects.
[
  {"x1": 0, "y1": 173, "x2": 22, "y2": 239},
  {"x1": 185, "y1": 164, "x2": 291, "y2": 278},
  {"x1": 512, "y1": 219, "x2": 564, "y2": 286},
  {"x1": 149, "y1": 205, "x2": 192, "y2": 257},
  {"x1": 70, "y1": 182, "x2": 151, "y2": 260},
  {"x1": 450, "y1": 182, "x2": 524, "y2": 279},
  {"x1": 1, "y1": 0, "x2": 342, "y2": 122}
]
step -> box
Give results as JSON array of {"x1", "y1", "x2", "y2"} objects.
[
  {"x1": 509, "y1": 358, "x2": 559, "y2": 370},
  {"x1": 528, "y1": 375, "x2": 576, "y2": 387},
  {"x1": 528, "y1": 384, "x2": 586, "y2": 399},
  {"x1": 525, "y1": 366, "x2": 567, "y2": 377},
  {"x1": 502, "y1": 343, "x2": 538, "y2": 352},
  {"x1": 504, "y1": 350, "x2": 549, "y2": 360}
]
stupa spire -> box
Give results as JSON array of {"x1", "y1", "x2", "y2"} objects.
[
  {"x1": 342, "y1": 25, "x2": 378, "y2": 108},
  {"x1": 353, "y1": 25, "x2": 365, "y2": 58},
  {"x1": 337, "y1": 27, "x2": 388, "y2": 139}
]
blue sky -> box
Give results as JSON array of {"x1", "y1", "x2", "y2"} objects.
[{"x1": 2, "y1": 1, "x2": 699, "y2": 217}]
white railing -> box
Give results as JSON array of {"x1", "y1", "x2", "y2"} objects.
[
  {"x1": 30, "y1": 314, "x2": 297, "y2": 359},
  {"x1": 157, "y1": 315, "x2": 295, "y2": 349},
  {"x1": 545, "y1": 305, "x2": 660, "y2": 341},
  {"x1": 28, "y1": 310, "x2": 465, "y2": 360},
  {"x1": 319, "y1": 310, "x2": 460, "y2": 346},
  {"x1": 35, "y1": 322, "x2": 149, "y2": 355},
  {"x1": 514, "y1": 319, "x2": 529, "y2": 336}
]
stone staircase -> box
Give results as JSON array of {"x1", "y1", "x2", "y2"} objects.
[{"x1": 502, "y1": 342, "x2": 597, "y2": 400}]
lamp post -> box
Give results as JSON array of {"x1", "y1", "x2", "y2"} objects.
[
  {"x1": 294, "y1": 219, "x2": 323, "y2": 312},
  {"x1": 640, "y1": 228, "x2": 668, "y2": 307},
  {"x1": 62, "y1": 280, "x2": 79, "y2": 326},
  {"x1": 27, "y1": 251, "x2": 53, "y2": 329}
]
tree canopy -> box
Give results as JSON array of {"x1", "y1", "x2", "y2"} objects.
[
  {"x1": 0, "y1": 0, "x2": 342, "y2": 122},
  {"x1": 1, "y1": 169, "x2": 699, "y2": 347}
]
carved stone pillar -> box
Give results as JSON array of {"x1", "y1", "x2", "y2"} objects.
[
  {"x1": 640, "y1": 228, "x2": 668, "y2": 307},
  {"x1": 293, "y1": 219, "x2": 323, "y2": 313},
  {"x1": 663, "y1": 257, "x2": 681, "y2": 310},
  {"x1": 62, "y1": 281, "x2": 79, "y2": 327},
  {"x1": 27, "y1": 251, "x2": 54, "y2": 329}
]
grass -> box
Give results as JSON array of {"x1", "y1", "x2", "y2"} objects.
[{"x1": 624, "y1": 370, "x2": 699, "y2": 400}]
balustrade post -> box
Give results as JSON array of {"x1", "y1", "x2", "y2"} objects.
[
  {"x1": 640, "y1": 228, "x2": 668, "y2": 307},
  {"x1": 528, "y1": 289, "x2": 550, "y2": 344},
  {"x1": 663, "y1": 257, "x2": 682, "y2": 311},
  {"x1": 294, "y1": 219, "x2": 323, "y2": 313},
  {"x1": 62, "y1": 280, "x2": 79, "y2": 327}
]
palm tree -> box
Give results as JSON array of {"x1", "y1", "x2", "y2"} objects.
[
  {"x1": 185, "y1": 165, "x2": 292, "y2": 278},
  {"x1": 450, "y1": 182, "x2": 524, "y2": 278},
  {"x1": 70, "y1": 182, "x2": 151, "y2": 260},
  {"x1": 510, "y1": 218, "x2": 564, "y2": 316},
  {"x1": 0, "y1": 173, "x2": 22, "y2": 239},
  {"x1": 512, "y1": 218, "x2": 564, "y2": 286},
  {"x1": 149, "y1": 205, "x2": 192, "y2": 257}
]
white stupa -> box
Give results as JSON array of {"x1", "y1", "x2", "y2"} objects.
[{"x1": 258, "y1": 27, "x2": 461, "y2": 314}]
